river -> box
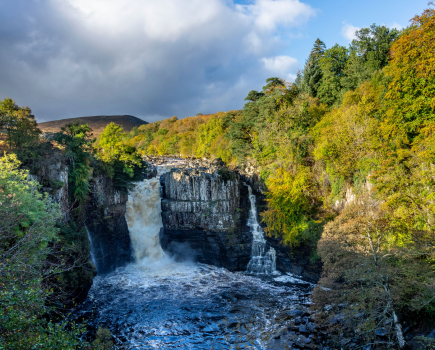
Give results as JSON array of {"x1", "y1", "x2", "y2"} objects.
[{"x1": 75, "y1": 159, "x2": 316, "y2": 349}]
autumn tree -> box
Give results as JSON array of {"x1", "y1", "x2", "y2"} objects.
[{"x1": 382, "y1": 5, "x2": 435, "y2": 142}]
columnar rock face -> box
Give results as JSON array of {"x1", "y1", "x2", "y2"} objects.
[
  {"x1": 86, "y1": 175, "x2": 132, "y2": 274},
  {"x1": 162, "y1": 168, "x2": 240, "y2": 232},
  {"x1": 30, "y1": 149, "x2": 69, "y2": 220},
  {"x1": 160, "y1": 168, "x2": 253, "y2": 270},
  {"x1": 159, "y1": 162, "x2": 321, "y2": 282}
]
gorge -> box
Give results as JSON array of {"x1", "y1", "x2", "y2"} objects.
[{"x1": 75, "y1": 158, "x2": 322, "y2": 349}]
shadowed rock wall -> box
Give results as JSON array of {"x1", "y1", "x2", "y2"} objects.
[{"x1": 159, "y1": 163, "x2": 321, "y2": 282}]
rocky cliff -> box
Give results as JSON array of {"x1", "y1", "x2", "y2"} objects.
[
  {"x1": 159, "y1": 167, "x2": 253, "y2": 270},
  {"x1": 85, "y1": 175, "x2": 132, "y2": 274},
  {"x1": 159, "y1": 160, "x2": 321, "y2": 282}
]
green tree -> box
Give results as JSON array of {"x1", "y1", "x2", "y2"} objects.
[
  {"x1": 317, "y1": 44, "x2": 349, "y2": 106},
  {"x1": 299, "y1": 39, "x2": 326, "y2": 97},
  {"x1": 0, "y1": 98, "x2": 42, "y2": 164},
  {"x1": 95, "y1": 122, "x2": 143, "y2": 192},
  {"x1": 0, "y1": 154, "x2": 87, "y2": 349},
  {"x1": 342, "y1": 25, "x2": 400, "y2": 92},
  {"x1": 53, "y1": 122, "x2": 94, "y2": 203}
]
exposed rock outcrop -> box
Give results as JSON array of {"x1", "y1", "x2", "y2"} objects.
[
  {"x1": 86, "y1": 175, "x2": 132, "y2": 274},
  {"x1": 159, "y1": 167, "x2": 253, "y2": 270},
  {"x1": 30, "y1": 149, "x2": 69, "y2": 220},
  {"x1": 159, "y1": 161, "x2": 321, "y2": 282}
]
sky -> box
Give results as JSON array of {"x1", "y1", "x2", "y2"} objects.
[{"x1": 0, "y1": 0, "x2": 429, "y2": 123}]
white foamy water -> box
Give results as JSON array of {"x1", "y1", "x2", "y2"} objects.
[
  {"x1": 125, "y1": 178, "x2": 166, "y2": 263},
  {"x1": 125, "y1": 158, "x2": 188, "y2": 264},
  {"x1": 246, "y1": 186, "x2": 276, "y2": 275}
]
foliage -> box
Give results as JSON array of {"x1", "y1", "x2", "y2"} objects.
[
  {"x1": 0, "y1": 154, "x2": 88, "y2": 349},
  {"x1": 262, "y1": 167, "x2": 317, "y2": 245},
  {"x1": 53, "y1": 122, "x2": 95, "y2": 204},
  {"x1": 314, "y1": 197, "x2": 434, "y2": 349},
  {"x1": 342, "y1": 25, "x2": 400, "y2": 92},
  {"x1": 313, "y1": 81, "x2": 383, "y2": 192},
  {"x1": 0, "y1": 98, "x2": 49, "y2": 167},
  {"x1": 92, "y1": 327, "x2": 114, "y2": 350},
  {"x1": 317, "y1": 44, "x2": 349, "y2": 106},
  {"x1": 382, "y1": 6, "x2": 435, "y2": 142},
  {"x1": 95, "y1": 122, "x2": 144, "y2": 192},
  {"x1": 299, "y1": 39, "x2": 326, "y2": 97}
]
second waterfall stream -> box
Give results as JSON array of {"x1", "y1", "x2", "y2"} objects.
[{"x1": 245, "y1": 185, "x2": 277, "y2": 274}]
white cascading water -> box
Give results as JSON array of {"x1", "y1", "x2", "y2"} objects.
[
  {"x1": 125, "y1": 177, "x2": 166, "y2": 263},
  {"x1": 125, "y1": 159, "x2": 187, "y2": 264},
  {"x1": 246, "y1": 185, "x2": 277, "y2": 274},
  {"x1": 86, "y1": 225, "x2": 97, "y2": 268}
]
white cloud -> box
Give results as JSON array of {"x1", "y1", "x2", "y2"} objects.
[
  {"x1": 0, "y1": 0, "x2": 317, "y2": 121},
  {"x1": 341, "y1": 22, "x2": 361, "y2": 42},
  {"x1": 388, "y1": 22, "x2": 404, "y2": 30},
  {"x1": 262, "y1": 55, "x2": 299, "y2": 81},
  {"x1": 238, "y1": 0, "x2": 317, "y2": 30}
]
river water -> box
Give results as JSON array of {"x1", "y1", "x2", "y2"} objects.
[{"x1": 76, "y1": 160, "x2": 315, "y2": 349}]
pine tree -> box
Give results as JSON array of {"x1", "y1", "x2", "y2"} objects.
[{"x1": 299, "y1": 39, "x2": 326, "y2": 97}]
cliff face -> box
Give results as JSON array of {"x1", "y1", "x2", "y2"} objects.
[
  {"x1": 30, "y1": 150, "x2": 69, "y2": 220},
  {"x1": 159, "y1": 167, "x2": 253, "y2": 271},
  {"x1": 159, "y1": 163, "x2": 321, "y2": 282},
  {"x1": 85, "y1": 175, "x2": 132, "y2": 274}
]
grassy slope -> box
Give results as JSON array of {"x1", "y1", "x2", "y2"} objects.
[{"x1": 38, "y1": 115, "x2": 148, "y2": 137}]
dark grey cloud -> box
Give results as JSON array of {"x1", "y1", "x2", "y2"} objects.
[{"x1": 0, "y1": 0, "x2": 315, "y2": 122}]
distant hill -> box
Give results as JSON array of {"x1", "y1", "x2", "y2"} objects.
[{"x1": 38, "y1": 115, "x2": 148, "y2": 137}]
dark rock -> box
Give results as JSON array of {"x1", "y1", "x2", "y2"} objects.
[
  {"x1": 295, "y1": 335, "x2": 312, "y2": 347},
  {"x1": 159, "y1": 163, "x2": 322, "y2": 280},
  {"x1": 298, "y1": 324, "x2": 308, "y2": 333},
  {"x1": 306, "y1": 322, "x2": 317, "y2": 332},
  {"x1": 427, "y1": 329, "x2": 435, "y2": 338},
  {"x1": 375, "y1": 328, "x2": 388, "y2": 337},
  {"x1": 287, "y1": 309, "x2": 304, "y2": 317},
  {"x1": 330, "y1": 314, "x2": 344, "y2": 325},
  {"x1": 86, "y1": 175, "x2": 132, "y2": 274}
]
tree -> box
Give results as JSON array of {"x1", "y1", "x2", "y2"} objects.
[
  {"x1": 314, "y1": 195, "x2": 434, "y2": 349},
  {"x1": 299, "y1": 39, "x2": 326, "y2": 97},
  {"x1": 382, "y1": 6, "x2": 435, "y2": 142},
  {"x1": 342, "y1": 25, "x2": 400, "y2": 92},
  {"x1": 244, "y1": 90, "x2": 265, "y2": 102},
  {"x1": 0, "y1": 154, "x2": 87, "y2": 349},
  {"x1": 0, "y1": 98, "x2": 42, "y2": 163},
  {"x1": 53, "y1": 122, "x2": 95, "y2": 203},
  {"x1": 317, "y1": 44, "x2": 349, "y2": 106},
  {"x1": 95, "y1": 122, "x2": 143, "y2": 192},
  {"x1": 262, "y1": 167, "x2": 317, "y2": 245}
]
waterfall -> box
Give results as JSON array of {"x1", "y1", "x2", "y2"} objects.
[
  {"x1": 125, "y1": 177, "x2": 166, "y2": 263},
  {"x1": 86, "y1": 225, "x2": 97, "y2": 268},
  {"x1": 246, "y1": 185, "x2": 276, "y2": 274}
]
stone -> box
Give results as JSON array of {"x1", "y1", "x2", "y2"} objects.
[
  {"x1": 295, "y1": 335, "x2": 312, "y2": 347},
  {"x1": 298, "y1": 325, "x2": 308, "y2": 333},
  {"x1": 287, "y1": 309, "x2": 304, "y2": 317}
]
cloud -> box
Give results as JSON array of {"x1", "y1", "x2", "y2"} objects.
[
  {"x1": 262, "y1": 56, "x2": 299, "y2": 81},
  {"x1": 388, "y1": 22, "x2": 404, "y2": 30},
  {"x1": 341, "y1": 22, "x2": 361, "y2": 42},
  {"x1": 238, "y1": 0, "x2": 317, "y2": 30},
  {"x1": 0, "y1": 0, "x2": 315, "y2": 122}
]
